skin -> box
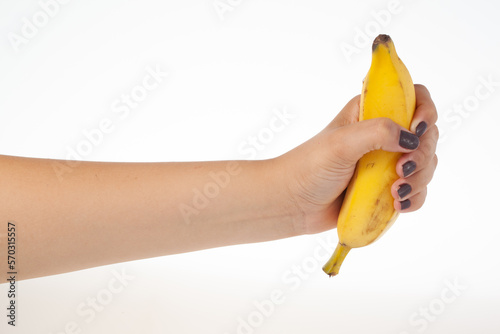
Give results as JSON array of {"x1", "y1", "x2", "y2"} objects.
[{"x1": 0, "y1": 84, "x2": 438, "y2": 282}]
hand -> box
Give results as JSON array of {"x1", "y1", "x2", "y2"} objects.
[
  {"x1": 0, "y1": 85, "x2": 437, "y2": 281},
  {"x1": 279, "y1": 84, "x2": 438, "y2": 234}
]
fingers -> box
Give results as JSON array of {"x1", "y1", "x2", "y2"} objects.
[
  {"x1": 329, "y1": 84, "x2": 438, "y2": 214},
  {"x1": 396, "y1": 123, "x2": 439, "y2": 178},
  {"x1": 392, "y1": 154, "x2": 437, "y2": 203},
  {"x1": 409, "y1": 84, "x2": 438, "y2": 137},
  {"x1": 392, "y1": 121, "x2": 439, "y2": 212},
  {"x1": 331, "y1": 117, "x2": 419, "y2": 167},
  {"x1": 394, "y1": 187, "x2": 427, "y2": 212}
]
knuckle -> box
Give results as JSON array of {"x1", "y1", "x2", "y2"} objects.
[
  {"x1": 411, "y1": 146, "x2": 426, "y2": 165},
  {"x1": 373, "y1": 118, "x2": 394, "y2": 139},
  {"x1": 415, "y1": 84, "x2": 429, "y2": 94},
  {"x1": 433, "y1": 124, "x2": 440, "y2": 140},
  {"x1": 413, "y1": 189, "x2": 427, "y2": 211},
  {"x1": 419, "y1": 189, "x2": 428, "y2": 207},
  {"x1": 415, "y1": 151, "x2": 426, "y2": 166},
  {"x1": 413, "y1": 198, "x2": 424, "y2": 211},
  {"x1": 351, "y1": 95, "x2": 361, "y2": 106},
  {"x1": 422, "y1": 140, "x2": 434, "y2": 157}
]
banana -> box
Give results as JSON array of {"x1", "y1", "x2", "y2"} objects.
[{"x1": 322, "y1": 34, "x2": 416, "y2": 276}]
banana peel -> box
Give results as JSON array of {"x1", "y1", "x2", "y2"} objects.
[{"x1": 323, "y1": 34, "x2": 416, "y2": 276}]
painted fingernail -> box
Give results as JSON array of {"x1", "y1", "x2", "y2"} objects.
[
  {"x1": 397, "y1": 183, "x2": 412, "y2": 199},
  {"x1": 403, "y1": 161, "x2": 416, "y2": 177},
  {"x1": 400, "y1": 199, "x2": 411, "y2": 210},
  {"x1": 399, "y1": 130, "x2": 419, "y2": 150},
  {"x1": 416, "y1": 121, "x2": 427, "y2": 137}
]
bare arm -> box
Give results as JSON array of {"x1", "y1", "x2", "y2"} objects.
[
  {"x1": 0, "y1": 85, "x2": 438, "y2": 282},
  {"x1": 0, "y1": 155, "x2": 297, "y2": 282}
]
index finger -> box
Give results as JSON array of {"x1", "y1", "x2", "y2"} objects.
[{"x1": 410, "y1": 84, "x2": 438, "y2": 137}]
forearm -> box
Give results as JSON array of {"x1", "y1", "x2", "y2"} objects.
[{"x1": 0, "y1": 155, "x2": 299, "y2": 282}]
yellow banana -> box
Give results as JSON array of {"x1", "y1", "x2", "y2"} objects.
[{"x1": 322, "y1": 34, "x2": 416, "y2": 276}]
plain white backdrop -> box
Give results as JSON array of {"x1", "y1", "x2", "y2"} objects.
[{"x1": 1, "y1": 0, "x2": 499, "y2": 333}]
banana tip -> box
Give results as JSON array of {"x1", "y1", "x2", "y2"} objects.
[
  {"x1": 322, "y1": 263, "x2": 340, "y2": 277},
  {"x1": 372, "y1": 34, "x2": 392, "y2": 51}
]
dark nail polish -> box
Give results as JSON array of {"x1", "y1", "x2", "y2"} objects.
[
  {"x1": 400, "y1": 199, "x2": 411, "y2": 210},
  {"x1": 397, "y1": 183, "x2": 412, "y2": 199},
  {"x1": 403, "y1": 161, "x2": 417, "y2": 177},
  {"x1": 399, "y1": 130, "x2": 420, "y2": 150},
  {"x1": 415, "y1": 122, "x2": 427, "y2": 137}
]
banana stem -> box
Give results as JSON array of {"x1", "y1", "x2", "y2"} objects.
[{"x1": 322, "y1": 243, "x2": 351, "y2": 276}]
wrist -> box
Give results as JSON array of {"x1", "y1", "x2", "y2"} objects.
[
  {"x1": 173, "y1": 159, "x2": 305, "y2": 248},
  {"x1": 258, "y1": 157, "x2": 307, "y2": 238}
]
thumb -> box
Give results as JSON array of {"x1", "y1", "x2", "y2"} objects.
[
  {"x1": 332, "y1": 117, "x2": 420, "y2": 165},
  {"x1": 327, "y1": 95, "x2": 361, "y2": 130}
]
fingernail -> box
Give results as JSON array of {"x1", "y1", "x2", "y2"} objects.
[
  {"x1": 397, "y1": 183, "x2": 412, "y2": 199},
  {"x1": 399, "y1": 130, "x2": 419, "y2": 150},
  {"x1": 400, "y1": 199, "x2": 411, "y2": 210},
  {"x1": 403, "y1": 161, "x2": 416, "y2": 177},
  {"x1": 416, "y1": 122, "x2": 427, "y2": 137}
]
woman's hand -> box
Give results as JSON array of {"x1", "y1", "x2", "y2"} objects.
[
  {"x1": 279, "y1": 84, "x2": 438, "y2": 235},
  {"x1": 0, "y1": 85, "x2": 437, "y2": 281}
]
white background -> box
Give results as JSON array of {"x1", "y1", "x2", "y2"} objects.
[{"x1": 1, "y1": 0, "x2": 499, "y2": 333}]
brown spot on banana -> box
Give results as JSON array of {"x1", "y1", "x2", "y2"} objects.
[
  {"x1": 365, "y1": 200, "x2": 390, "y2": 234},
  {"x1": 372, "y1": 34, "x2": 391, "y2": 51}
]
